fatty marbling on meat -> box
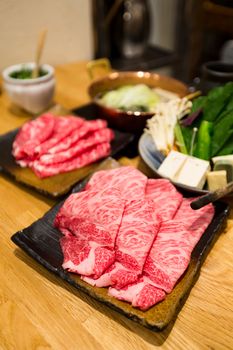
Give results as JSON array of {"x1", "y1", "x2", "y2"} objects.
[
  {"x1": 83, "y1": 178, "x2": 182, "y2": 288},
  {"x1": 32, "y1": 142, "x2": 111, "y2": 178},
  {"x1": 55, "y1": 186, "x2": 125, "y2": 277},
  {"x1": 54, "y1": 166, "x2": 215, "y2": 311},
  {"x1": 12, "y1": 113, "x2": 56, "y2": 159},
  {"x1": 46, "y1": 119, "x2": 107, "y2": 154},
  {"x1": 109, "y1": 199, "x2": 214, "y2": 310},
  {"x1": 145, "y1": 179, "x2": 183, "y2": 221},
  {"x1": 85, "y1": 166, "x2": 147, "y2": 201},
  {"x1": 12, "y1": 114, "x2": 114, "y2": 178},
  {"x1": 34, "y1": 116, "x2": 85, "y2": 156},
  {"x1": 39, "y1": 128, "x2": 114, "y2": 165},
  {"x1": 56, "y1": 166, "x2": 149, "y2": 278},
  {"x1": 84, "y1": 199, "x2": 161, "y2": 288}
]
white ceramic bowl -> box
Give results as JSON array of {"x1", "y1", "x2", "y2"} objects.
[{"x1": 2, "y1": 62, "x2": 55, "y2": 114}]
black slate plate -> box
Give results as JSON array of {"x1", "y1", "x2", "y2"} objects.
[
  {"x1": 11, "y1": 162, "x2": 230, "y2": 331},
  {"x1": 0, "y1": 103, "x2": 134, "y2": 197}
]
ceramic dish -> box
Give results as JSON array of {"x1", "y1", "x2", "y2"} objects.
[
  {"x1": 138, "y1": 132, "x2": 209, "y2": 195},
  {"x1": 11, "y1": 158, "x2": 229, "y2": 331},
  {"x1": 2, "y1": 62, "x2": 55, "y2": 114},
  {"x1": 0, "y1": 104, "x2": 134, "y2": 197}
]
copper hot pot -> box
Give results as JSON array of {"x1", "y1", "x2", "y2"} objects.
[{"x1": 87, "y1": 59, "x2": 189, "y2": 134}]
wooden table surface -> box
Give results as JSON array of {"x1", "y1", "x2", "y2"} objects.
[{"x1": 0, "y1": 61, "x2": 233, "y2": 350}]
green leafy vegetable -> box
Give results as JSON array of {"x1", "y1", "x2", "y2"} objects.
[
  {"x1": 174, "y1": 123, "x2": 188, "y2": 154},
  {"x1": 10, "y1": 68, "x2": 48, "y2": 79},
  {"x1": 180, "y1": 82, "x2": 233, "y2": 160},
  {"x1": 191, "y1": 96, "x2": 206, "y2": 113},
  {"x1": 180, "y1": 112, "x2": 203, "y2": 155},
  {"x1": 99, "y1": 84, "x2": 160, "y2": 112},
  {"x1": 180, "y1": 125, "x2": 193, "y2": 153},
  {"x1": 194, "y1": 120, "x2": 213, "y2": 160},
  {"x1": 203, "y1": 82, "x2": 233, "y2": 122},
  {"x1": 217, "y1": 136, "x2": 233, "y2": 156},
  {"x1": 211, "y1": 109, "x2": 233, "y2": 156},
  {"x1": 225, "y1": 96, "x2": 233, "y2": 112}
]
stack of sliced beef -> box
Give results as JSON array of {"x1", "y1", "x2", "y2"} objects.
[
  {"x1": 12, "y1": 113, "x2": 114, "y2": 178},
  {"x1": 54, "y1": 166, "x2": 215, "y2": 311}
]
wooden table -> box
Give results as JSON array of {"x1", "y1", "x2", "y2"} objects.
[{"x1": 0, "y1": 61, "x2": 233, "y2": 350}]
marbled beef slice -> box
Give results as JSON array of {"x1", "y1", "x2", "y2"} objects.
[
  {"x1": 109, "y1": 200, "x2": 214, "y2": 310},
  {"x1": 55, "y1": 186, "x2": 125, "y2": 278}
]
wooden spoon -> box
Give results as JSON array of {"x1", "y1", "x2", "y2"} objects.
[
  {"x1": 190, "y1": 181, "x2": 233, "y2": 210},
  {"x1": 31, "y1": 29, "x2": 47, "y2": 79}
]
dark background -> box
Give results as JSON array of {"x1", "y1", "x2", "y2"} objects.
[{"x1": 91, "y1": 0, "x2": 233, "y2": 83}]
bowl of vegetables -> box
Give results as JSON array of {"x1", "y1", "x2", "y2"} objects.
[
  {"x1": 2, "y1": 62, "x2": 55, "y2": 114},
  {"x1": 139, "y1": 82, "x2": 233, "y2": 194},
  {"x1": 87, "y1": 59, "x2": 188, "y2": 133}
]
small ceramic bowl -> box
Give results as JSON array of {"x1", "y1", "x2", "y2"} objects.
[{"x1": 2, "y1": 62, "x2": 55, "y2": 114}]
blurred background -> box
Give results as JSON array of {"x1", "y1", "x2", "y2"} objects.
[{"x1": 0, "y1": 0, "x2": 233, "y2": 83}]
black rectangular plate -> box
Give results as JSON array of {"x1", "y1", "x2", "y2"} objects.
[
  {"x1": 11, "y1": 170, "x2": 230, "y2": 331},
  {"x1": 0, "y1": 103, "x2": 134, "y2": 197}
]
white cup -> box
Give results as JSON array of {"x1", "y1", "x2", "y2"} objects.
[{"x1": 2, "y1": 62, "x2": 55, "y2": 114}]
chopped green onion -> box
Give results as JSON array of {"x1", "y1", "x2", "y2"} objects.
[{"x1": 174, "y1": 123, "x2": 188, "y2": 154}]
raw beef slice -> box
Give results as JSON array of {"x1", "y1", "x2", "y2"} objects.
[
  {"x1": 145, "y1": 179, "x2": 183, "y2": 221},
  {"x1": 109, "y1": 276, "x2": 166, "y2": 311},
  {"x1": 12, "y1": 113, "x2": 55, "y2": 159},
  {"x1": 83, "y1": 178, "x2": 182, "y2": 287},
  {"x1": 47, "y1": 119, "x2": 107, "y2": 154},
  {"x1": 55, "y1": 186, "x2": 125, "y2": 278},
  {"x1": 39, "y1": 128, "x2": 114, "y2": 165},
  {"x1": 34, "y1": 116, "x2": 85, "y2": 157},
  {"x1": 109, "y1": 220, "x2": 202, "y2": 309},
  {"x1": 83, "y1": 199, "x2": 161, "y2": 288},
  {"x1": 109, "y1": 201, "x2": 214, "y2": 310},
  {"x1": 85, "y1": 166, "x2": 148, "y2": 202},
  {"x1": 31, "y1": 142, "x2": 111, "y2": 178}
]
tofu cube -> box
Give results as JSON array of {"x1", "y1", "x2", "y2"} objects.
[
  {"x1": 158, "y1": 150, "x2": 187, "y2": 179},
  {"x1": 212, "y1": 155, "x2": 233, "y2": 164},
  {"x1": 213, "y1": 161, "x2": 233, "y2": 183},
  {"x1": 158, "y1": 151, "x2": 210, "y2": 189},
  {"x1": 174, "y1": 157, "x2": 210, "y2": 189},
  {"x1": 207, "y1": 170, "x2": 227, "y2": 191}
]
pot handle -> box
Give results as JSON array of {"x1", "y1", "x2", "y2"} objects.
[{"x1": 86, "y1": 58, "x2": 112, "y2": 80}]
